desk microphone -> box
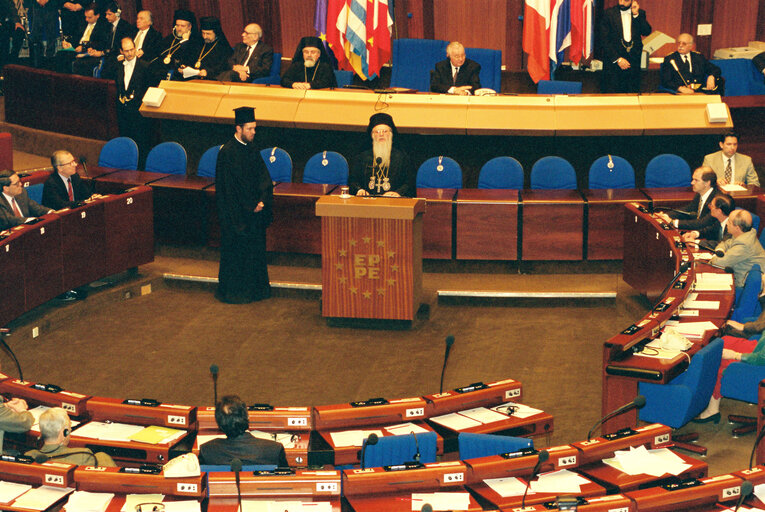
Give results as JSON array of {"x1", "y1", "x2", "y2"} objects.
[
  {"x1": 587, "y1": 395, "x2": 646, "y2": 440},
  {"x1": 694, "y1": 259, "x2": 733, "y2": 273},
  {"x1": 649, "y1": 261, "x2": 690, "y2": 313},
  {"x1": 231, "y1": 457, "x2": 243, "y2": 512},
  {"x1": 210, "y1": 364, "x2": 219, "y2": 405},
  {"x1": 79, "y1": 155, "x2": 89, "y2": 177},
  {"x1": 439, "y1": 335, "x2": 455, "y2": 394},
  {"x1": 653, "y1": 206, "x2": 695, "y2": 217},
  {"x1": 421, "y1": 505, "x2": 433, "y2": 512},
  {"x1": 521, "y1": 449, "x2": 549, "y2": 509},
  {"x1": 411, "y1": 432, "x2": 421, "y2": 463},
  {"x1": 360, "y1": 433, "x2": 378, "y2": 469},
  {"x1": 733, "y1": 480, "x2": 753, "y2": 512},
  {"x1": 0, "y1": 329, "x2": 24, "y2": 382},
  {"x1": 748, "y1": 418, "x2": 765, "y2": 470}
]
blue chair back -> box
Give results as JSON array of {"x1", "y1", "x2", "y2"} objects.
[
  {"x1": 732, "y1": 264, "x2": 762, "y2": 322},
  {"x1": 303, "y1": 151, "x2": 348, "y2": 185},
  {"x1": 537, "y1": 80, "x2": 583, "y2": 94},
  {"x1": 260, "y1": 147, "x2": 293, "y2": 183},
  {"x1": 197, "y1": 145, "x2": 221, "y2": 178},
  {"x1": 416, "y1": 156, "x2": 462, "y2": 189},
  {"x1": 530, "y1": 156, "x2": 577, "y2": 190},
  {"x1": 588, "y1": 155, "x2": 635, "y2": 189},
  {"x1": 390, "y1": 38, "x2": 449, "y2": 91},
  {"x1": 145, "y1": 142, "x2": 187, "y2": 175},
  {"x1": 334, "y1": 70, "x2": 353, "y2": 88},
  {"x1": 200, "y1": 465, "x2": 277, "y2": 472},
  {"x1": 457, "y1": 432, "x2": 533, "y2": 460},
  {"x1": 362, "y1": 432, "x2": 437, "y2": 469},
  {"x1": 251, "y1": 52, "x2": 282, "y2": 84},
  {"x1": 712, "y1": 58, "x2": 765, "y2": 96},
  {"x1": 478, "y1": 157, "x2": 524, "y2": 189},
  {"x1": 644, "y1": 154, "x2": 691, "y2": 188},
  {"x1": 464, "y1": 47, "x2": 502, "y2": 92},
  {"x1": 721, "y1": 335, "x2": 765, "y2": 403},
  {"x1": 98, "y1": 137, "x2": 139, "y2": 170},
  {"x1": 25, "y1": 183, "x2": 43, "y2": 204}
]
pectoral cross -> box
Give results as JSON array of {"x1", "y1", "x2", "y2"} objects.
[{"x1": 373, "y1": 177, "x2": 385, "y2": 193}]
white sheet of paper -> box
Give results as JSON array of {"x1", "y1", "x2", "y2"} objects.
[
  {"x1": 482, "y1": 476, "x2": 530, "y2": 497},
  {"x1": 328, "y1": 429, "x2": 384, "y2": 448},
  {"x1": 721, "y1": 184, "x2": 748, "y2": 192},
  {"x1": 458, "y1": 407, "x2": 508, "y2": 424},
  {"x1": 64, "y1": 490, "x2": 114, "y2": 512},
  {"x1": 530, "y1": 469, "x2": 589, "y2": 494},
  {"x1": 411, "y1": 492, "x2": 470, "y2": 511},
  {"x1": 74, "y1": 421, "x2": 145, "y2": 442},
  {"x1": 683, "y1": 300, "x2": 720, "y2": 310},
  {"x1": 384, "y1": 422, "x2": 429, "y2": 435},
  {"x1": 12, "y1": 485, "x2": 74, "y2": 510},
  {"x1": 0, "y1": 481, "x2": 32, "y2": 504},
  {"x1": 428, "y1": 412, "x2": 482, "y2": 431},
  {"x1": 121, "y1": 493, "x2": 165, "y2": 512},
  {"x1": 182, "y1": 67, "x2": 201, "y2": 78}
]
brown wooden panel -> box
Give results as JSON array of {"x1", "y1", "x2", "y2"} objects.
[
  {"x1": 456, "y1": 190, "x2": 518, "y2": 260},
  {"x1": 585, "y1": 189, "x2": 649, "y2": 261},
  {"x1": 681, "y1": 0, "x2": 715, "y2": 58},
  {"x1": 242, "y1": 0, "x2": 280, "y2": 54},
  {"x1": 279, "y1": 0, "x2": 315, "y2": 63},
  {"x1": 506, "y1": 0, "x2": 524, "y2": 71},
  {"x1": 521, "y1": 190, "x2": 584, "y2": 261},
  {"x1": 141, "y1": 0, "x2": 176, "y2": 37},
  {"x1": 711, "y1": 0, "x2": 759, "y2": 53},
  {"x1": 433, "y1": 0, "x2": 506, "y2": 57},
  {"x1": 639, "y1": 0, "x2": 683, "y2": 58},
  {"x1": 417, "y1": 188, "x2": 455, "y2": 259}
]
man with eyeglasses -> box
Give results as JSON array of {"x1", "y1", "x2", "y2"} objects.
[
  {"x1": 660, "y1": 33, "x2": 722, "y2": 95},
  {"x1": 0, "y1": 169, "x2": 53, "y2": 231},
  {"x1": 42, "y1": 150, "x2": 96, "y2": 210},
  {"x1": 348, "y1": 113, "x2": 415, "y2": 198},
  {"x1": 216, "y1": 22, "x2": 272, "y2": 82}
]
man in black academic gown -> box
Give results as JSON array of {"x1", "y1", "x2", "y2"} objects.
[
  {"x1": 150, "y1": 9, "x2": 200, "y2": 85},
  {"x1": 177, "y1": 16, "x2": 231, "y2": 80},
  {"x1": 349, "y1": 113, "x2": 415, "y2": 198},
  {"x1": 215, "y1": 106, "x2": 274, "y2": 304},
  {"x1": 280, "y1": 36, "x2": 336, "y2": 90}
]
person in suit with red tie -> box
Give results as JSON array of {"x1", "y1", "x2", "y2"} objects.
[
  {"x1": 660, "y1": 33, "x2": 722, "y2": 95},
  {"x1": 41, "y1": 151, "x2": 95, "y2": 210},
  {"x1": 430, "y1": 41, "x2": 481, "y2": 95},
  {"x1": 0, "y1": 170, "x2": 52, "y2": 231},
  {"x1": 216, "y1": 23, "x2": 272, "y2": 82},
  {"x1": 115, "y1": 37, "x2": 152, "y2": 156},
  {"x1": 600, "y1": 0, "x2": 651, "y2": 93}
]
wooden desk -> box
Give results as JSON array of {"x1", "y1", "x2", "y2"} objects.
[
  {"x1": 455, "y1": 189, "x2": 519, "y2": 260},
  {"x1": 639, "y1": 94, "x2": 733, "y2": 135},
  {"x1": 93, "y1": 169, "x2": 172, "y2": 195},
  {"x1": 500, "y1": 494, "x2": 633, "y2": 512},
  {"x1": 314, "y1": 397, "x2": 429, "y2": 431},
  {"x1": 468, "y1": 472, "x2": 605, "y2": 509},
  {"x1": 0, "y1": 373, "x2": 90, "y2": 417},
  {"x1": 19, "y1": 170, "x2": 51, "y2": 186},
  {"x1": 57, "y1": 200, "x2": 107, "y2": 290},
  {"x1": 0, "y1": 226, "x2": 28, "y2": 327},
  {"x1": 150, "y1": 174, "x2": 215, "y2": 244},
  {"x1": 640, "y1": 187, "x2": 695, "y2": 210},
  {"x1": 416, "y1": 188, "x2": 456, "y2": 259},
  {"x1": 346, "y1": 490, "x2": 483, "y2": 512},
  {"x1": 68, "y1": 421, "x2": 191, "y2": 464},
  {"x1": 521, "y1": 190, "x2": 584, "y2": 260},
  {"x1": 101, "y1": 187, "x2": 154, "y2": 275},
  {"x1": 466, "y1": 95, "x2": 555, "y2": 136},
  {"x1": 555, "y1": 94, "x2": 643, "y2": 136},
  {"x1": 21, "y1": 215, "x2": 63, "y2": 311},
  {"x1": 216, "y1": 83, "x2": 304, "y2": 128},
  {"x1": 465, "y1": 445, "x2": 580, "y2": 484},
  {"x1": 625, "y1": 473, "x2": 744, "y2": 512},
  {"x1": 266, "y1": 182, "x2": 336, "y2": 254},
  {"x1": 583, "y1": 189, "x2": 649, "y2": 260},
  {"x1": 145, "y1": 80, "x2": 231, "y2": 123},
  {"x1": 74, "y1": 465, "x2": 204, "y2": 497}
]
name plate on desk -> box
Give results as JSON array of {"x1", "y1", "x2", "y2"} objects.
[
  {"x1": 87, "y1": 396, "x2": 196, "y2": 428},
  {"x1": 465, "y1": 445, "x2": 578, "y2": 483},
  {"x1": 314, "y1": 397, "x2": 427, "y2": 430}
]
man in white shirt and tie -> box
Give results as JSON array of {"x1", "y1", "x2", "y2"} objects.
[
  {"x1": 703, "y1": 131, "x2": 760, "y2": 187},
  {"x1": 660, "y1": 33, "x2": 722, "y2": 94},
  {"x1": 217, "y1": 23, "x2": 273, "y2": 82},
  {"x1": 0, "y1": 170, "x2": 52, "y2": 231},
  {"x1": 115, "y1": 37, "x2": 152, "y2": 156},
  {"x1": 430, "y1": 41, "x2": 481, "y2": 95}
]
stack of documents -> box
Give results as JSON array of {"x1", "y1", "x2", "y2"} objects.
[
  {"x1": 128, "y1": 425, "x2": 185, "y2": 445},
  {"x1": 64, "y1": 490, "x2": 114, "y2": 512},
  {"x1": 10, "y1": 485, "x2": 74, "y2": 511},
  {"x1": 602, "y1": 446, "x2": 691, "y2": 476},
  {"x1": 530, "y1": 469, "x2": 591, "y2": 494},
  {"x1": 73, "y1": 421, "x2": 184, "y2": 445},
  {"x1": 411, "y1": 492, "x2": 470, "y2": 511},
  {"x1": 694, "y1": 273, "x2": 733, "y2": 291},
  {"x1": 663, "y1": 320, "x2": 718, "y2": 339},
  {"x1": 0, "y1": 481, "x2": 32, "y2": 505},
  {"x1": 430, "y1": 402, "x2": 541, "y2": 431},
  {"x1": 239, "y1": 502, "x2": 331, "y2": 512},
  {"x1": 328, "y1": 429, "x2": 383, "y2": 448}
]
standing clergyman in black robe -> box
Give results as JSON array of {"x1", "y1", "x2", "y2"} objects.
[{"x1": 215, "y1": 106, "x2": 274, "y2": 304}]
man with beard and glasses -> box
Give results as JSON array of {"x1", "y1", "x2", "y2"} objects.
[
  {"x1": 348, "y1": 113, "x2": 415, "y2": 198},
  {"x1": 178, "y1": 16, "x2": 231, "y2": 80},
  {"x1": 280, "y1": 36, "x2": 336, "y2": 90}
]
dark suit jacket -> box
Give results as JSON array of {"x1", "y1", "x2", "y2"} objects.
[
  {"x1": 74, "y1": 17, "x2": 111, "y2": 52},
  {"x1": 697, "y1": 219, "x2": 729, "y2": 243},
  {"x1": 661, "y1": 51, "x2": 722, "y2": 92},
  {"x1": 136, "y1": 27, "x2": 163, "y2": 63},
  {"x1": 116, "y1": 58, "x2": 150, "y2": 111},
  {"x1": 219, "y1": 41, "x2": 274, "y2": 81},
  {"x1": 0, "y1": 189, "x2": 51, "y2": 230},
  {"x1": 42, "y1": 172, "x2": 92, "y2": 210},
  {"x1": 600, "y1": 6, "x2": 651, "y2": 65},
  {"x1": 670, "y1": 190, "x2": 720, "y2": 231},
  {"x1": 199, "y1": 432, "x2": 288, "y2": 466},
  {"x1": 430, "y1": 58, "x2": 481, "y2": 93},
  {"x1": 105, "y1": 18, "x2": 136, "y2": 56}
]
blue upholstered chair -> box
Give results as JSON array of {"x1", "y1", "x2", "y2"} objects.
[
  {"x1": 530, "y1": 156, "x2": 577, "y2": 190},
  {"x1": 644, "y1": 154, "x2": 692, "y2": 188},
  {"x1": 464, "y1": 47, "x2": 502, "y2": 92},
  {"x1": 98, "y1": 137, "x2": 139, "y2": 170},
  {"x1": 145, "y1": 142, "x2": 187, "y2": 175},
  {"x1": 334, "y1": 70, "x2": 354, "y2": 88},
  {"x1": 457, "y1": 432, "x2": 533, "y2": 460},
  {"x1": 537, "y1": 80, "x2": 583, "y2": 94},
  {"x1": 260, "y1": 147, "x2": 293, "y2": 183},
  {"x1": 390, "y1": 38, "x2": 449, "y2": 91},
  {"x1": 303, "y1": 151, "x2": 348, "y2": 185},
  {"x1": 362, "y1": 432, "x2": 437, "y2": 469},
  {"x1": 196, "y1": 145, "x2": 221, "y2": 178},
  {"x1": 251, "y1": 52, "x2": 282, "y2": 84},
  {"x1": 731, "y1": 264, "x2": 762, "y2": 323},
  {"x1": 416, "y1": 156, "x2": 462, "y2": 189},
  {"x1": 25, "y1": 183, "x2": 43, "y2": 204},
  {"x1": 478, "y1": 157, "x2": 524, "y2": 189},
  {"x1": 712, "y1": 58, "x2": 765, "y2": 97},
  {"x1": 588, "y1": 155, "x2": 635, "y2": 189}
]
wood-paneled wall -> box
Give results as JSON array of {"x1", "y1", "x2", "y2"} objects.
[{"x1": 127, "y1": 0, "x2": 765, "y2": 70}]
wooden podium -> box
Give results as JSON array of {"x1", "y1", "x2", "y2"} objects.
[{"x1": 315, "y1": 195, "x2": 425, "y2": 321}]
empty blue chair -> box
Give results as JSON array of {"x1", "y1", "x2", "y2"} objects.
[
  {"x1": 644, "y1": 154, "x2": 691, "y2": 188},
  {"x1": 303, "y1": 151, "x2": 348, "y2": 185},
  {"x1": 25, "y1": 183, "x2": 43, "y2": 204},
  {"x1": 334, "y1": 70, "x2": 353, "y2": 88},
  {"x1": 197, "y1": 145, "x2": 221, "y2": 178},
  {"x1": 464, "y1": 47, "x2": 502, "y2": 92},
  {"x1": 457, "y1": 433, "x2": 533, "y2": 460},
  {"x1": 732, "y1": 264, "x2": 762, "y2": 323},
  {"x1": 416, "y1": 156, "x2": 462, "y2": 189},
  {"x1": 530, "y1": 156, "x2": 577, "y2": 190},
  {"x1": 260, "y1": 147, "x2": 293, "y2": 183},
  {"x1": 200, "y1": 465, "x2": 277, "y2": 472},
  {"x1": 638, "y1": 338, "x2": 723, "y2": 428},
  {"x1": 478, "y1": 157, "x2": 524, "y2": 189},
  {"x1": 390, "y1": 38, "x2": 449, "y2": 91},
  {"x1": 98, "y1": 137, "x2": 139, "y2": 170},
  {"x1": 537, "y1": 80, "x2": 583, "y2": 94},
  {"x1": 251, "y1": 52, "x2": 282, "y2": 84},
  {"x1": 588, "y1": 155, "x2": 635, "y2": 189},
  {"x1": 362, "y1": 432, "x2": 437, "y2": 469},
  {"x1": 145, "y1": 142, "x2": 187, "y2": 175}
]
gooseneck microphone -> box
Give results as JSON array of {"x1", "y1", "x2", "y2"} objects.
[
  {"x1": 649, "y1": 261, "x2": 691, "y2": 313},
  {"x1": 0, "y1": 329, "x2": 24, "y2": 382},
  {"x1": 587, "y1": 395, "x2": 646, "y2": 441},
  {"x1": 521, "y1": 449, "x2": 549, "y2": 509},
  {"x1": 439, "y1": 335, "x2": 455, "y2": 394},
  {"x1": 411, "y1": 432, "x2": 421, "y2": 463},
  {"x1": 210, "y1": 364, "x2": 219, "y2": 405},
  {"x1": 360, "y1": 433, "x2": 379, "y2": 469},
  {"x1": 733, "y1": 480, "x2": 754, "y2": 512},
  {"x1": 231, "y1": 457, "x2": 243, "y2": 512},
  {"x1": 79, "y1": 155, "x2": 89, "y2": 177},
  {"x1": 748, "y1": 420, "x2": 765, "y2": 470}
]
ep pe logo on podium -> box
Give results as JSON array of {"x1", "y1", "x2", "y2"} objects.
[{"x1": 354, "y1": 254, "x2": 381, "y2": 279}]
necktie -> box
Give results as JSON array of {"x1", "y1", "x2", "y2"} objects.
[
  {"x1": 242, "y1": 46, "x2": 254, "y2": 67},
  {"x1": 81, "y1": 24, "x2": 93, "y2": 44},
  {"x1": 67, "y1": 179, "x2": 74, "y2": 202},
  {"x1": 11, "y1": 197, "x2": 21, "y2": 217},
  {"x1": 725, "y1": 158, "x2": 732, "y2": 183},
  {"x1": 452, "y1": 67, "x2": 458, "y2": 85}
]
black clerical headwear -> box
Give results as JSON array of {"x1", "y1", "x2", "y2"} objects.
[
  {"x1": 367, "y1": 113, "x2": 397, "y2": 136},
  {"x1": 234, "y1": 107, "x2": 256, "y2": 125}
]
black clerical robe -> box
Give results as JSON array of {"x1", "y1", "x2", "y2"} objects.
[
  {"x1": 348, "y1": 148, "x2": 415, "y2": 197},
  {"x1": 179, "y1": 39, "x2": 232, "y2": 80},
  {"x1": 280, "y1": 60, "x2": 336, "y2": 89},
  {"x1": 215, "y1": 137, "x2": 274, "y2": 304}
]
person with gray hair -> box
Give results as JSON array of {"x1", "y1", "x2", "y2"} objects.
[
  {"x1": 430, "y1": 41, "x2": 481, "y2": 95},
  {"x1": 710, "y1": 209, "x2": 765, "y2": 288},
  {"x1": 25, "y1": 408, "x2": 116, "y2": 466},
  {"x1": 42, "y1": 150, "x2": 95, "y2": 210}
]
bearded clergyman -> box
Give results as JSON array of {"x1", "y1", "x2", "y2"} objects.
[{"x1": 280, "y1": 36, "x2": 336, "y2": 90}]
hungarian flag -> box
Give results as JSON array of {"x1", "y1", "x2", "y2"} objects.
[{"x1": 523, "y1": 0, "x2": 552, "y2": 83}]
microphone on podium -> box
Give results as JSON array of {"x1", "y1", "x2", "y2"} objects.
[
  {"x1": 748, "y1": 419, "x2": 765, "y2": 470},
  {"x1": 733, "y1": 480, "x2": 753, "y2": 512},
  {"x1": 421, "y1": 505, "x2": 433, "y2": 512},
  {"x1": 521, "y1": 449, "x2": 549, "y2": 509},
  {"x1": 0, "y1": 329, "x2": 24, "y2": 382},
  {"x1": 587, "y1": 395, "x2": 646, "y2": 441},
  {"x1": 360, "y1": 433, "x2": 379, "y2": 469},
  {"x1": 231, "y1": 457, "x2": 243, "y2": 512},
  {"x1": 439, "y1": 335, "x2": 455, "y2": 394},
  {"x1": 210, "y1": 364, "x2": 219, "y2": 405},
  {"x1": 79, "y1": 155, "x2": 89, "y2": 177}
]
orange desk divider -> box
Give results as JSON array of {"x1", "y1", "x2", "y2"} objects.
[
  {"x1": 86, "y1": 396, "x2": 196, "y2": 428},
  {"x1": 506, "y1": 494, "x2": 633, "y2": 512},
  {"x1": 197, "y1": 405, "x2": 313, "y2": 431},
  {"x1": 74, "y1": 466, "x2": 205, "y2": 497},
  {"x1": 0, "y1": 373, "x2": 90, "y2": 417},
  {"x1": 625, "y1": 473, "x2": 743, "y2": 512},
  {"x1": 314, "y1": 397, "x2": 428, "y2": 430},
  {"x1": 464, "y1": 444, "x2": 579, "y2": 485},
  {"x1": 342, "y1": 461, "x2": 468, "y2": 496},
  {"x1": 207, "y1": 469, "x2": 341, "y2": 500},
  {"x1": 571, "y1": 423, "x2": 672, "y2": 466},
  {"x1": 0, "y1": 459, "x2": 75, "y2": 488},
  {"x1": 424, "y1": 378, "x2": 522, "y2": 417}
]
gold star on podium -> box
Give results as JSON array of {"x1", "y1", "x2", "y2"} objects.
[
  {"x1": 377, "y1": 240, "x2": 385, "y2": 247},
  {"x1": 387, "y1": 278, "x2": 396, "y2": 286},
  {"x1": 349, "y1": 239, "x2": 357, "y2": 247},
  {"x1": 362, "y1": 236, "x2": 371, "y2": 244},
  {"x1": 335, "y1": 263, "x2": 343, "y2": 271},
  {"x1": 377, "y1": 288, "x2": 385, "y2": 296},
  {"x1": 339, "y1": 249, "x2": 347, "y2": 257},
  {"x1": 363, "y1": 291, "x2": 372, "y2": 299},
  {"x1": 350, "y1": 286, "x2": 358, "y2": 294},
  {"x1": 387, "y1": 251, "x2": 395, "y2": 258},
  {"x1": 390, "y1": 264, "x2": 399, "y2": 272}
]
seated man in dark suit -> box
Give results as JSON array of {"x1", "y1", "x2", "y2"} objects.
[
  {"x1": 660, "y1": 33, "x2": 722, "y2": 95},
  {"x1": 42, "y1": 150, "x2": 96, "y2": 210},
  {"x1": 430, "y1": 41, "x2": 481, "y2": 95},
  {"x1": 25, "y1": 407, "x2": 116, "y2": 466},
  {"x1": 658, "y1": 166, "x2": 720, "y2": 233},
  {"x1": 55, "y1": 4, "x2": 110, "y2": 75},
  {"x1": 199, "y1": 395, "x2": 288, "y2": 466},
  {"x1": 131, "y1": 10, "x2": 162, "y2": 64},
  {"x1": 681, "y1": 193, "x2": 734, "y2": 246},
  {"x1": 217, "y1": 23, "x2": 272, "y2": 82},
  {"x1": 0, "y1": 170, "x2": 53, "y2": 231},
  {"x1": 97, "y1": 1, "x2": 137, "y2": 79},
  {"x1": 280, "y1": 36, "x2": 336, "y2": 90}
]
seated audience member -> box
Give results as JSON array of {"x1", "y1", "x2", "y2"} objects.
[
  {"x1": 0, "y1": 170, "x2": 53, "y2": 231},
  {"x1": 42, "y1": 150, "x2": 96, "y2": 210},
  {"x1": 151, "y1": 9, "x2": 200, "y2": 84},
  {"x1": 660, "y1": 33, "x2": 722, "y2": 95},
  {"x1": 125, "y1": 10, "x2": 162, "y2": 64},
  {"x1": 709, "y1": 209, "x2": 765, "y2": 289},
  {"x1": 178, "y1": 16, "x2": 231, "y2": 80},
  {"x1": 681, "y1": 194, "x2": 734, "y2": 245},
  {"x1": 660, "y1": 166, "x2": 720, "y2": 233},
  {"x1": 216, "y1": 23, "x2": 271, "y2": 82},
  {"x1": 25, "y1": 0, "x2": 59, "y2": 66},
  {"x1": 199, "y1": 395, "x2": 288, "y2": 466},
  {"x1": 754, "y1": 52, "x2": 765, "y2": 83},
  {"x1": 280, "y1": 36, "x2": 336, "y2": 90},
  {"x1": 702, "y1": 131, "x2": 759, "y2": 187},
  {"x1": 26, "y1": 408, "x2": 116, "y2": 466},
  {"x1": 430, "y1": 41, "x2": 481, "y2": 95},
  {"x1": 97, "y1": 1, "x2": 137, "y2": 79},
  {"x1": 349, "y1": 113, "x2": 415, "y2": 197},
  {"x1": 56, "y1": 4, "x2": 110, "y2": 75},
  {"x1": 0, "y1": 392, "x2": 33, "y2": 453}
]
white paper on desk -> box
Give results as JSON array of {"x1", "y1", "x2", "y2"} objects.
[
  {"x1": 161, "y1": 501, "x2": 202, "y2": 512},
  {"x1": 756, "y1": 482, "x2": 765, "y2": 503},
  {"x1": 694, "y1": 273, "x2": 734, "y2": 291},
  {"x1": 459, "y1": 406, "x2": 508, "y2": 424},
  {"x1": 684, "y1": 300, "x2": 720, "y2": 310},
  {"x1": 492, "y1": 402, "x2": 544, "y2": 419},
  {"x1": 384, "y1": 422, "x2": 429, "y2": 435},
  {"x1": 0, "y1": 481, "x2": 31, "y2": 504},
  {"x1": 694, "y1": 252, "x2": 714, "y2": 261},
  {"x1": 672, "y1": 321, "x2": 719, "y2": 337},
  {"x1": 182, "y1": 67, "x2": 200, "y2": 79},
  {"x1": 12, "y1": 485, "x2": 73, "y2": 510},
  {"x1": 121, "y1": 493, "x2": 165, "y2": 512},
  {"x1": 633, "y1": 347, "x2": 684, "y2": 359},
  {"x1": 411, "y1": 492, "x2": 470, "y2": 511},
  {"x1": 530, "y1": 469, "x2": 589, "y2": 494},
  {"x1": 677, "y1": 309, "x2": 700, "y2": 317},
  {"x1": 429, "y1": 412, "x2": 482, "y2": 431},
  {"x1": 74, "y1": 421, "x2": 145, "y2": 441},
  {"x1": 649, "y1": 448, "x2": 692, "y2": 477},
  {"x1": 721, "y1": 184, "x2": 748, "y2": 192},
  {"x1": 241, "y1": 502, "x2": 331, "y2": 512},
  {"x1": 63, "y1": 490, "x2": 113, "y2": 512},
  {"x1": 483, "y1": 476, "x2": 530, "y2": 497},
  {"x1": 329, "y1": 429, "x2": 383, "y2": 448},
  {"x1": 251, "y1": 429, "x2": 297, "y2": 449}
]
